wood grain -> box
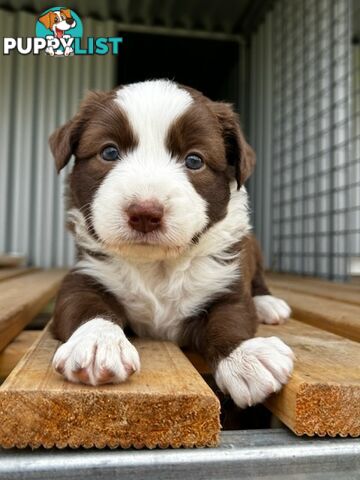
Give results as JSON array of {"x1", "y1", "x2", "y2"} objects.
[
  {"x1": 267, "y1": 272, "x2": 360, "y2": 307},
  {"x1": 259, "y1": 319, "x2": 360, "y2": 437},
  {"x1": 267, "y1": 285, "x2": 360, "y2": 342},
  {"x1": 0, "y1": 325, "x2": 220, "y2": 449},
  {"x1": 0, "y1": 330, "x2": 40, "y2": 380},
  {"x1": 0, "y1": 267, "x2": 38, "y2": 283},
  {"x1": 187, "y1": 319, "x2": 360, "y2": 437},
  {"x1": 0, "y1": 269, "x2": 67, "y2": 352}
]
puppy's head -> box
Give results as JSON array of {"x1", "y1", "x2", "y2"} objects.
[
  {"x1": 39, "y1": 9, "x2": 76, "y2": 36},
  {"x1": 50, "y1": 80, "x2": 255, "y2": 260}
]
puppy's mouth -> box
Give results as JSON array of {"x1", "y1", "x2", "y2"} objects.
[{"x1": 55, "y1": 27, "x2": 64, "y2": 38}]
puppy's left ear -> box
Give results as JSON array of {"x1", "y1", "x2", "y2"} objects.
[{"x1": 211, "y1": 102, "x2": 256, "y2": 189}]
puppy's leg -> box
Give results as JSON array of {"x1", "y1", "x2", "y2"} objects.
[
  {"x1": 250, "y1": 236, "x2": 291, "y2": 324},
  {"x1": 52, "y1": 271, "x2": 140, "y2": 386},
  {"x1": 183, "y1": 294, "x2": 294, "y2": 408}
]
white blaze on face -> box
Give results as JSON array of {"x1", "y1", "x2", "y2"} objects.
[{"x1": 91, "y1": 80, "x2": 209, "y2": 259}]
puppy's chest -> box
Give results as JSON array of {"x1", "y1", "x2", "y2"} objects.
[{"x1": 81, "y1": 255, "x2": 240, "y2": 342}]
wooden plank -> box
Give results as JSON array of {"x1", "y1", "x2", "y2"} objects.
[
  {"x1": 0, "y1": 267, "x2": 38, "y2": 283},
  {"x1": 259, "y1": 319, "x2": 360, "y2": 437},
  {"x1": 0, "y1": 254, "x2": 26, "y2": 268},
  {"x1": 187, "y1": 320, "x2": 360, "y2": 437},
  {"x1": 0, "y1": 325, "x2": 220, "y2": 449},
  {"x1": 267, "y1": 272, "x2": 360, "y2": 307},
  {"x1": 0, "y1": 269, "x2": 66, "y2": 352},
  {"x1": 0, "y1": 330, "x2": 40, "y2": 380},
  {"x1": 268, "y1": 285, "x2": 360, "y2": 342}
]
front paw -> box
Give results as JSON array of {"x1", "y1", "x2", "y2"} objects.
[
  {"x1": 254, "y1": 295, "x2": 291, "y2": 324},
  {"x1": 53, "y1": 317, "x2": 140, "y2": 385},
  {"x1": 214, "y1": 337, "x2": 294, "y2": 408}
]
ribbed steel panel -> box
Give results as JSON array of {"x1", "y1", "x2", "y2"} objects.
[
  {"x1": 0, "y1": 9, "x2": 116, "y2": 267},
  {"x1": 249, "y1": 0, "x2": 355, "y2": 280}
]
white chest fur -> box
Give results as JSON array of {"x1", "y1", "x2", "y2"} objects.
[{"x1": 74, "y1": 187, "x2": 251, "y2": 343}]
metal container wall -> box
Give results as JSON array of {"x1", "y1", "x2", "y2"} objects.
[
  {"x1": 0, "y1": 10, "x2": 116, "y2": 267},
  {"x1": 249, "y1": 0, "x2": 356, "y2": 280}
]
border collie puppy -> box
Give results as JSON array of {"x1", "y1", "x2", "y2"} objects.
[{"x1": 50, "y1": 79, "x2": 293, "y2": 408}]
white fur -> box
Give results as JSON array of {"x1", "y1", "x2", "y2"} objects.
[
  {"x1": 215, "y1": 337, "x2": 294, "y2": 408},
  {"x1": 254, "y1": 295, "x2": 291, "y2": 325},
  {"x1": 91, "y1": 80, "x2": 206, "y2": 261},
  {"x1": 75, "y1": 185, "x2": 251, "y2": 342},
  {"x1": 52, "y1": 318, "x2": 140, "y2": 386}
]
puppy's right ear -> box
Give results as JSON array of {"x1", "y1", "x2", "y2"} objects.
[
  {"x1": 38, "y1": 12, "x2": 53, "y2": 29},
  {"x1": 49, "y1": 115, "x2": 81, "y2": 173}
]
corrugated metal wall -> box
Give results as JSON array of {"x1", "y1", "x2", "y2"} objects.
[
  {"x1": 0, "y1": 9, "x2": 116, "y2": 267},
  {"x1": 351, "y1": 40, "x2": 360, "y2": 273},
  {"x1": 249, "y1": 0, "x2": 356, "y2": 280}
]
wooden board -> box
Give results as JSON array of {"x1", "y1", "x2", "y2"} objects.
[
  {"x1": 268, "y1": 285, "x2": 360, "y2": 342},
  {"x1": 187, "y1": 320, "x2": 360, "y2": 437},
  {"x1": 0, "y1": 330, "x2": 40, "y2": 380},
  {"x1": 0, "y1": 254, "x2": 26, "y2": 268},
  {"x1": 0, "y1": 267, "x2": 38, "y2": 283},
  {"x1": 267, "y1": 272, "x2": 360, "y2": 307},
  {"x1": 0, "y1": 269, "x2": 66, "y2": 352},
  {"x1": 0, "y1": 325, "x2": 220, "y2": 449},
  {"x1": 259, "y1": 319, "x2": 360, "y2": 437}
]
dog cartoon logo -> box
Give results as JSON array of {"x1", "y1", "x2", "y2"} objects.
[{"x1": 36, "y1": 7, "x2": 82, "y2": 56}]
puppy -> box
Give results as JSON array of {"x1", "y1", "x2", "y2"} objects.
[
  {"x1": 38, "y1": 8, "x2": 76, "y2": 56},
  {"x1": 50, "y1": 80, "x2": 293, "y2": 408}
]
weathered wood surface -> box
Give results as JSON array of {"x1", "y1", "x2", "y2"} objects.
[
  {"x1": 0, "y1": 267, "x2": 38, "y2": 283},
  {"x1": 0, "y1": 269, "x2": 66, "y2": 352},
  {"x1": 0, "y1": 326, "x2": 220, "y2": 449},
  {"x1": 267, "y1": 272, "x2": 360, "y2": 307},
  {"x1": 187, "y1": 319, "x2": 360, "y2": 437},
  {"x1": 0, "y1": 330, "x2": 40, "y2": 380},
  {"x1": 268, "y1": 285, "x2": 360, "y2": 342},
  {"x1": 259, "y1": 319, "x2": 360, "y2": 437}
]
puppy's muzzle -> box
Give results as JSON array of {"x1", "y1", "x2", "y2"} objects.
[{"x1": 127, "y1": 200, "x2": 164, "y2": 234}]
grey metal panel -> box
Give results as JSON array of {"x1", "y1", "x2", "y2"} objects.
[
  {"x1": 0, "y1": 10, "x2": 15, "y2": 253},
  {"x1": 0, "y1": 9, "x2": 117, "y2": 267},
  {"x1": 0, "y1": 0, "x2": 253, "y2": 36},
  {"x1": 0, "y1": 430, "x2": 359, "y2": 480},
  {"x1": 249, "y1": 0, "x2": 354, "y2": 280}
]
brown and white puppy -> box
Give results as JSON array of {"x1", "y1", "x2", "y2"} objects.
[{"x1": 50, "y1": 80, "x2": 293, "y2": 408}]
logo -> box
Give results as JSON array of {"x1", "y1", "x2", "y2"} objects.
[{"x1": 3, "y1": 7, "x2": 123, "y2": 56}]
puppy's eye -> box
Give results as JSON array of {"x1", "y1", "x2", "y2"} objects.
[
  {"x1": 185, "y1": 154, "x2": 204, "y2": 170},
  {"x1": 54, "y1": 17, "x2": 59, "y2": 23},
  {"x1": 101, "y1": 146, "x2": 120, "y2": 161}
]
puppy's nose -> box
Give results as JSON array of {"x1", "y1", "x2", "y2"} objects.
[
  {"x1": 66, "y1": 18, "x2": 74, "y2": 25},
  {"x1": 127, "y1": 200, "x2": 164, "y2": 233}
]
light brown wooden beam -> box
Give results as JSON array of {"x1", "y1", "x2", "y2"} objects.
[
  {"x1": 0, "y1": 267, "x2": 38, "y2": 283},
  {"x1": 0, "y1": 325, "x2": 220, "y2": 449},
  {"x1": 267, "y1": 272, "x2": 360, "y2": 307},
  {"x1": 0, "y1": 330, "x2": 40, "y2": 380},
  {"x1": 0, "y1": 269, "x2": 67, "y2": 352},
  {"x1": 259, "y1": 319, "x2": 360, "y2": 437},
  {"x1": 268, "y1": 285, "x2": 360, "y2": 343},
  {"x1": 186, "y1": 320, "x2": 360, "y2": 437}
]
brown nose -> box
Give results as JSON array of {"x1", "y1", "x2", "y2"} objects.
[
  {"x1": 66, "y1": 18, "x2": 74, "y2": 25},
  {"x1": 127, "y1": 200, "x2": 164, "y2": 233}
]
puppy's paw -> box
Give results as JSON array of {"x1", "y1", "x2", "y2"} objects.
[
  {"x1": 254, "y1": 295, "x2": 291, "y2": 324},
  {"x1": 53, "y1": 317, "x2": 140, "y2": 385},
  {"x1": 214, "y1": 337, "x2": 294, "y2": 408}
]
